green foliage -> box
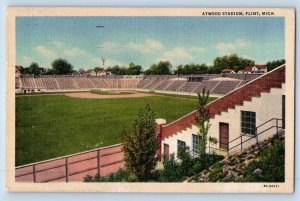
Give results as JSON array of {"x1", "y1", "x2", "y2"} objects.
[
  {"x1": 122, "y1": 104, "x2": 158, "y2": 181},
  {"x1": 266, "y1": 59, "x2": 285, "y2": 72},
  {"x1": 127, "y1": 63, "x2": 142, "y2": 75},
  {"x1": 51, "y1": 58, "x2": 73, "y2": 75},
  {"x1": 197, "y1": 89, "x2": 211, "y2": 155},
  {"x1": 27, "y1": 62, "x2": 41, "y2": 75},
  {"x1": 146, "y1": 91, "x2": 217, "y2": 101},
  {"x1": 209, "y1": 136, "x2": 218, "y2": 145},
  {"x1": 241, "y1": 138, "x2": 285, "y2": 182},
  {"x1": 105, "y1": 63, "x2": 143, "y2": 75},
  {"x1": 84, "y1": 168, "x2": 137, "y2": 182},
  {"x1": 147, "y1": 61, "x2": 173, "y2": 75},
  {"x1": 207, "y1": 162, "x2": 224, "y2": 182},
  {"x1": 158, "y1": 154, "x2": 182, "y2": 182},
  {"x1": 16, "y1": 95, "x2": 197, "y2": 165},
  {"x1": 158, "y1": 148, "x2": 224, "y2": 182},
  {"x1": 175, "y1": 63, "x2": 209, "y2": 75},
  {"x1": 212, "y1": 54, "x2": 255, "y2": 73}
]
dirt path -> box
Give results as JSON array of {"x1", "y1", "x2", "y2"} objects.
[{"x1": 64, "y1": 92, "x2": 154, "y2": 99}]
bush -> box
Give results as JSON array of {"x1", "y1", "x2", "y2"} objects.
[
  {"x1": 241, "y1": 138, "x2": 285, "y2": 182},
  {"x1": 158, "y1": 154, "x2": 183, "y2": 182},
  {"x1": 158, "y1": 148, "x2": 224, "y2": 182},
  {"x1": 83, "y1": 168, "x2": 137, "y2": 182}
]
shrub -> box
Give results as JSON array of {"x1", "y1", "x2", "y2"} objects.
[
  {"x1": 158, "y1": 154, "x2": 182, "y2": 182},
  {"x1": 158, "y1": 148, "x2": 224, "y2": 182},
  {"x1": 241, "y1": 138, "x2": 285, "y2": 182},
  {"x1": 122, "y1": 104, "x2": 158, "y2": 182},
  {"x1": 83, "y1": 168, "x2": 136, "y2": 182}
]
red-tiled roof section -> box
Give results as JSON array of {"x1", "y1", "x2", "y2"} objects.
[
  {"x1": 161, "y1": 65, "x2": 285, "y2": 140},
  {"x1": 244, "y1": 66, "x2": 253, "y2": 72}
]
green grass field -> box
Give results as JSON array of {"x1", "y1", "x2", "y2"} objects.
[{"x1": 16, "y1": 94, "x2": 200, "y2": 166}]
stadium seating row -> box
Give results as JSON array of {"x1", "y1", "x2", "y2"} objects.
[{"x1": 19, "y1": 76, "x2": 248, "y2": 95}]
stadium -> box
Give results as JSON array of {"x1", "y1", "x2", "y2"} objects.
[
  {"x1": 15, "y1": 64, "x2": 286, "y2": 183},
  {"x1": 13, "y1": 15, "x2": 286, "y2": 183}
]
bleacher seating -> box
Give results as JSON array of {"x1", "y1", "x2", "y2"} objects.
[
  {"x1": 17, "y1": 74, "x2": 255, "y2": 96},
  {"x1": 165, "y1": 80, "x2": 186, "y2": 91},
  {"x1": 179, "y1": 82, "x2": 200, "y2": 92},
  {"x1": 74, "y1": 78, "x2": 95, "y2": 89},
  {"x1": 211, "y1": 80, "x2": 241, "y2": 95},
  {"x1": 154, "y1": 80, "x2": 174, "y2": 91}
]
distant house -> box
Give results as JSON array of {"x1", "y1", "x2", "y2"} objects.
[
  {"x1": 221, "y1": 68, "x2": 235, "y2": 74},
  {"x1": 79, "y1": 68, "x2": 111, "y2": 76},
  {"x1": 244, "y1": 64, "x2": 267, "y2": 74},
  {"x1": 15, "y1": 65, "x2": 23, "y2": 77},
  {"x1": 78, "y1": 69, "x2": 90, "y2": 76}
]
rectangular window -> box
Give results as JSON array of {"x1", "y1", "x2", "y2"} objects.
[
  {"x1": 241, "y1": 111, "x2": 256, "y2": 135},
  {"x1": 192, "y1": 134, "x2": 200, "y2": 154},
  {"x1": 177, "y1": 140, "x2": 186, "y2": 153}
]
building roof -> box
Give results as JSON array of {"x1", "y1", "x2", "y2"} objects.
[
  {"x1": 244, "y1": 64, "x2": 267, "y2": 72},
  {"x1": 222, "y1": 68, "x2": 234, "y2": 72},
  {"x1": 254, "y1": 64, "x2": 267, "y2": 70},
  {"x1": 161, "y1": 65, "x2": 285, "y2": 140},
  {"x1": 244, "y1": 66, "x2": 253, "y2": 72},
  {"x1": 15, "y1": 65, "x2": 23, "y2": 73}
]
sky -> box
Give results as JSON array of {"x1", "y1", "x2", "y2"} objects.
[{"x1": 16, "y1": 16, "x2": 285, "y2": 70}]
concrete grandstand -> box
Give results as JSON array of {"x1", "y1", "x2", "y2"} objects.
[{"x1": 16, "y1": 73, "x2": 262, "y2": 97}]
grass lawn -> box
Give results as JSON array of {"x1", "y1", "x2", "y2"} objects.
[
  {"x1": 142, "y1": 91, "x2": 217, "y2": 101},
  {"x1": 16, "y1": 94, "x2": 200, "y2": 166}
]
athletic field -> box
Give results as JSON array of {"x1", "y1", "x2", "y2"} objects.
[{"x1": 16, "y1": 93, "x2": 205, "y2": 166}]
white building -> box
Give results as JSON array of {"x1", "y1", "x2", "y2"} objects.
[
  {"x1": 244, "y1": 64, "x2": 268, "y2": 74},
  {"x1": 158, "y1": 65, "x2": 285, "y2": 160}
]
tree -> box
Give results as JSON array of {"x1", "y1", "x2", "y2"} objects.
[
  {"x1": 28, "y1": 62, "x2": 41, "y2": 75},
  {"x1": 122, "y1": 104, "x2": 158, "y2": 181},
  {"x1": 266, "y1": 59, "x2": 285, "y2": 72},
  {"x1": 212, "y1": 54, "x2": 254, "y2": 73},
  {"x1": 197, "y1": 89, "x2": 211, "y2": 155},
  {"x1": 175, "y1": 63, "x2": 209, "y2": 75},
  {"x1": 148, "y1": 61, "x2": 172, "y2": 75},
  {"x1": 51, "y1": 58, "x2": 73, "y2": 75},
  {"x1": 127, "y1": 63, "x2": 142, "y2": 75}
]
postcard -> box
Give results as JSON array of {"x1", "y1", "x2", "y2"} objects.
[{"x1": 6, "y1": 7, "x2": 295, "y2": 192}]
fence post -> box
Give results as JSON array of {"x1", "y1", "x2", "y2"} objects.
[
  {"x1": 33, "y1": 164, "x2": 36, "y2": 183},
  {"x1": 65, "y1": 157, "x2": 69, "y2": 182},
  {"x1": 240, "y1": 136, "x2": 243, "y2": 150},
  {"x1": 97, "y1": 149, "x2": 100, "y2": 177}
]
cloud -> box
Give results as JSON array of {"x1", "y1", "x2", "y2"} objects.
[
  {"x1": 145, "y1": 38, "x2": 164, "y2": 50},
  {"x1": 35, "y1": 45, "x2": 57, "y2": 58},
  {"x1": 20, "y1": 56, "x2": 34, "y2": 66},
  {"x1": 63, "y1": 48, "x2": 90, "y2": 57},
  {"x1": 126, "y1": 38, "x2": 164, "y2": 54},
  {"x1": 190, "y1": 47, "x2": 206, "y2": 54},
  {"x1": 215, "y1": 39, "x2": 251, "y2": 52},
  {"x1": 163, "y1": 48, "x2": 193, "y2": 60},
  {"x1": 101, "y1": 42, "x2": 120, "y2": 53}
]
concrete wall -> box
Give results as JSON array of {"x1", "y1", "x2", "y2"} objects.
[{"x1": 161, "y1": 84, "x2": 285, "y2": 158}]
